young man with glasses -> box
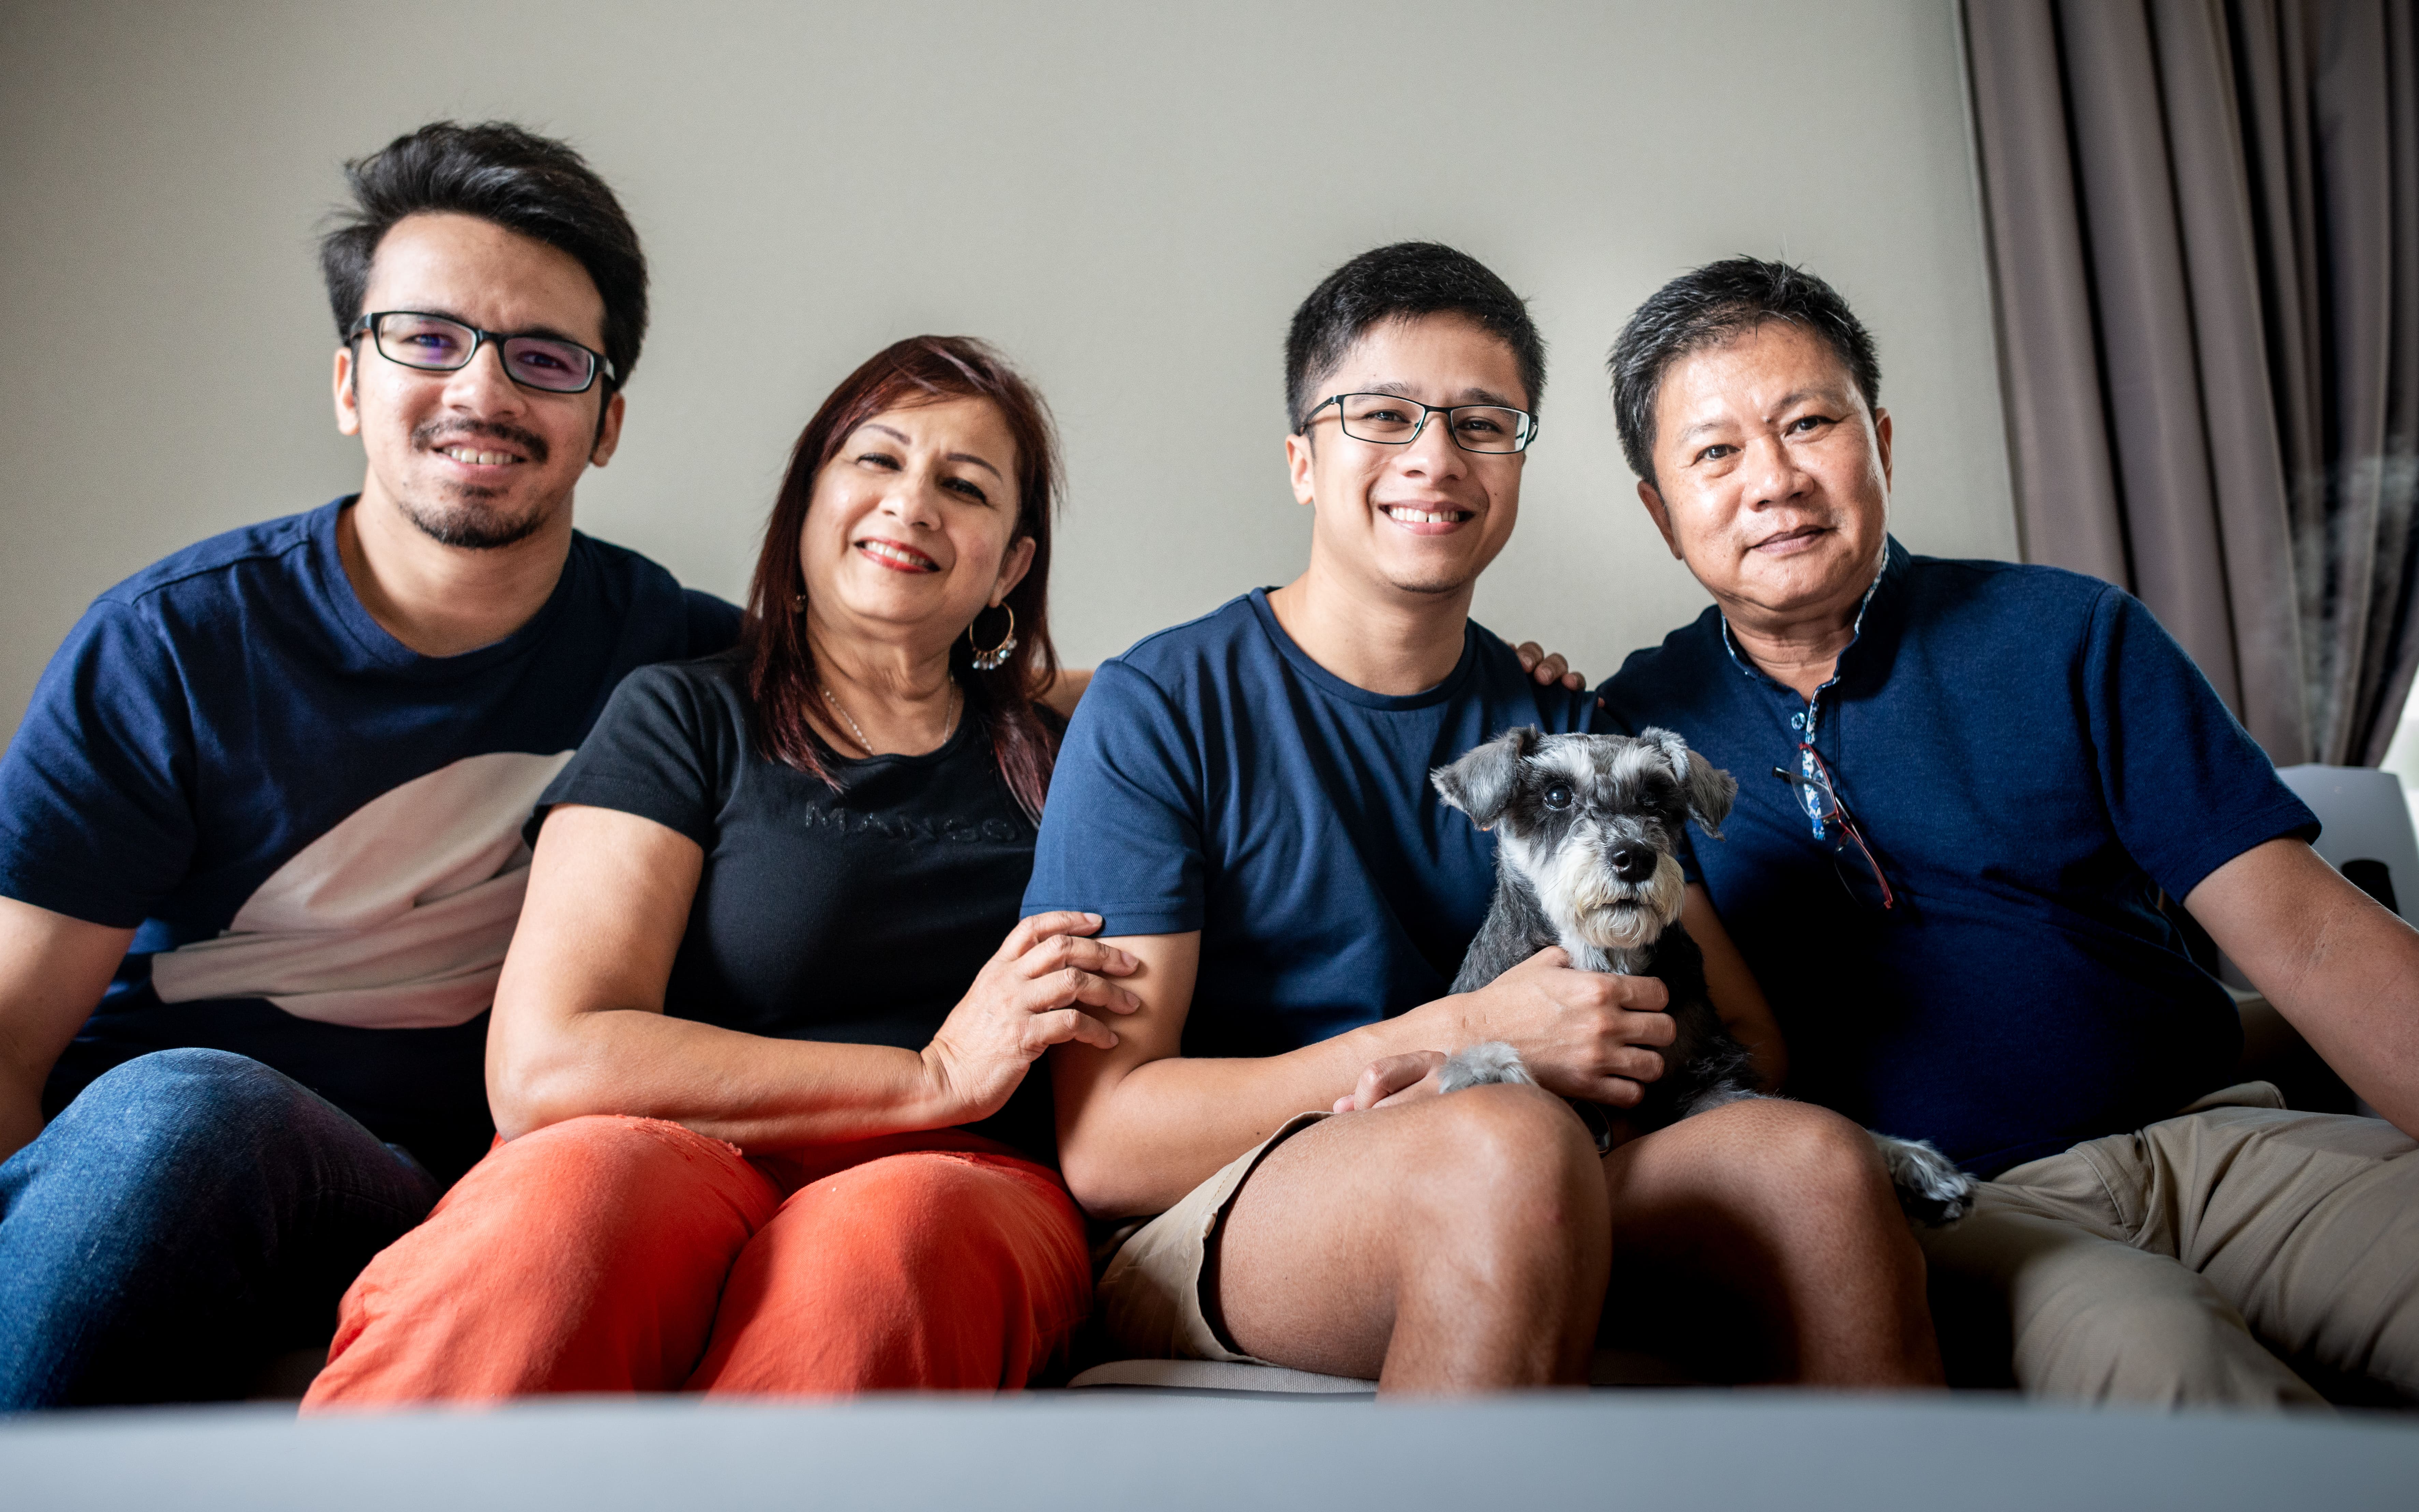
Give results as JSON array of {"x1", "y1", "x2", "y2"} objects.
[
  {"x1": 1025, "y1": 243, "x2": 1944, "y2": 1390},
  {"x1": 1594, "y1": 257, "x2": 2419, "y2": 1405},
  {"x1": 0, "y1": 121, "x2": 738, "y2": 1407}
]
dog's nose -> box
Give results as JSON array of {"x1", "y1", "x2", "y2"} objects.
[{"x1": 1608, "y1": 846, "x2": 1657, "y2": 884}]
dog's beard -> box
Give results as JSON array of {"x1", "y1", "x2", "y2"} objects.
[{"x1": 1512, "y1": 833, "x2": 1687, "y2": 953}]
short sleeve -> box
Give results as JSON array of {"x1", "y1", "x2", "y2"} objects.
[
  {"x1": 1021, "y1": 660, "x2": 1205, "y2": 936},
  {"x1": 2083, "y1": 587, "x2": 2317, "y2": 899},
  {"x1": 0, "y1": 600, "x2": 198, "y2": 927},
  {"x1": 538, "y1": 663, "x2": 724, "y2": 848}
]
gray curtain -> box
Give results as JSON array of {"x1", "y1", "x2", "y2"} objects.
[{"x1": 1963, "y1": 0, "x2": 2419, "y2": 766}]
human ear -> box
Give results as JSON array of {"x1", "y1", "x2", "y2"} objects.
[
  {"x1": 588, "y1": 390, "x2": 627, "y2": 467},
  {"x1": 1285, "y1": 430, "x2": 1317, "y2": 508},
  {"x1": 1431, "y1": 725, "x2": 1539, "y2": 831},
  {"x1": 1873, "y1": 407, "x2": 1893, "y2": 492},
  {"x1": 1637, "y1": 479, "x2": 1681, "y2": 559},
  {"x1": 992, "y1": 533, "x2": 1038, "y2": 606},
  {"x1": 334, "y1": 347, "x2": 361, "y2": 437}
]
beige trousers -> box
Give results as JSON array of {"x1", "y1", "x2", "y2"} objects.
[{"x1": 1919, "y1": 1084, "x2": 2419, "y2": 1408}]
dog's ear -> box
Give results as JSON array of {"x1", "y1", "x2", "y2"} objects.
[
  {"x1": 1432, "y1": 725, "x2": 1539, "y2": 831},
  {"x1": 1643, "y1": 726, "x2": 1737, "y2": 838}
]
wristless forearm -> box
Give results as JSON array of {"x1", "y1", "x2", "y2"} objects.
[
  {"x1": 495, "y1": 1009, "x2": 952, "y2": 1150},
  {"x1": 1059, "y1": 1004, "x2": 1470, "y2": 1216}
]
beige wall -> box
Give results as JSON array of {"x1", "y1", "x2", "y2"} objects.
[{"x1": 0, "y1": 0, "x2": 2012, "y2": 738}]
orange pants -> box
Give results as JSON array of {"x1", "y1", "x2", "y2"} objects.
[{"x1": 301, "y1": 1115, "x2": 1090, "y2": 1405}]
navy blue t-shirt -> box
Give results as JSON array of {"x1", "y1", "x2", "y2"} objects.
[
  {"x1": 0, "y1": 498, "x2": 739, "y2": 1178},
  {"x1": 1596, "y1": 538, "x2": 2317, "y2": 1176},
  {"x1": 1023, "y1": 589, "x2": 1593, "y2": 1056}
]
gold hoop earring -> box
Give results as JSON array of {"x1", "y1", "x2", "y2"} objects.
[{"x1": 967, "y1": 604, "x2": 1017, "y2": 671}]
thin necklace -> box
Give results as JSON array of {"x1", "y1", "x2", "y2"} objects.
[{"x1": 820, "y1": 677, "x2": 959, "y2": 756}]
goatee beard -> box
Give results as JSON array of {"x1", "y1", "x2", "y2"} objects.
[
  {"x1": 406, "y1": 418, "x2": 557, "y2": 551},
  {"x1": 400, "y1": 495, "x2": 552, "y2": 550}
]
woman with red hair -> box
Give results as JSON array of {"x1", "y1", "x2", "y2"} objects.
[{"x1": 304, "y1": 337, "x2": 1128, "y2": 1400}]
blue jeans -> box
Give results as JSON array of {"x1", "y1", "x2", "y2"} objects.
[{"x1": 0, "y1": 1048, "x2": 441, "y2": 1408}]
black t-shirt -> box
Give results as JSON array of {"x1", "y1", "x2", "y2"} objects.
[{"x1": 537, "y1": 648, "x2": 1057, "y2": 1161}]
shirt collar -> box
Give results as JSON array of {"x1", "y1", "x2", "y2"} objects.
[{"x1": 1717, "y1": 535, "x2": 1907, "y2": 693}]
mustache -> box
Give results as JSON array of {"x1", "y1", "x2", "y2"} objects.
[{"x1": 411, "y1": 418, "x2": 551, "y2": 464}]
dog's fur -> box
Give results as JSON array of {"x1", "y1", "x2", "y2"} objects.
[{"x1": 1431, "y1": 726, "x2": 1973, "y2": 1225}]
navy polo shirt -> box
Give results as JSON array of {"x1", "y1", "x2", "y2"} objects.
[{"x1": 1596, "y1": 538, "x2": 2317, "y2": 1176}]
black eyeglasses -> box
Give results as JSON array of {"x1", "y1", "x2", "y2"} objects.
[
  {"x1": 1773, "y1": 744, "x2": 1895, "y2": 910},
  {"x1": 1297, "y1": 392, "x2": 1538, "y2": 454},
  {"x1": 347, "y1": 311, "x2": 614, "y2": 394}
]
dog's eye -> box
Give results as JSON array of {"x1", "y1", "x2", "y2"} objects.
[{"x1": 1543, "y1": 783, "x2": 1573, "y2": 810}]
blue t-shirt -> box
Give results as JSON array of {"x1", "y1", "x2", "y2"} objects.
[
  {"x1": 0, "y1": 498, "x2": 739, "y2": 1178},
  {"x1": 1023, "y1": 589, "x2": 1593, "y2": 1057},
  {"x1": 1595, "y1": 538, "x2": 2317, "y2": 1176}
]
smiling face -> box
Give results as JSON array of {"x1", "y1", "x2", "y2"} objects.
[
  {"x1": 1285, "y1": 312, "x2": 1529, "y2": 600},
  {"x1": 1637, "y1": 320, "x2": 1892, "y2": 626},
  {"x1": 334, "y1": 212, "x2": 624, "y2": 550},
  {"x1": 797, "y1": 395, "x2": 1036, "y2": 655}
]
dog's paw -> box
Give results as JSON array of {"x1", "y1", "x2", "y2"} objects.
[
  {"x1": 1872, "y1": 1134, "x2": 1976, "y2": 1226},
  {"x1": 1439, "y1": 1041, "x2": 1534, "y2": 1093}
]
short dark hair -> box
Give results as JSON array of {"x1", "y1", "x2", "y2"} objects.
[
  {"x1": 1284, "y1": 242, "x2": 1546, "y2": 430},
  {"x1": 319, "y1": 121, "x2": 649, "y2": 393},
  {"x1": 1608, "y1": 257, "x2": 1881, "y2": 487}
]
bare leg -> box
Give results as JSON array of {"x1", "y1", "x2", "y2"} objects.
[
  {"x1": 1601, "y1": 1098, "x2": 1944, "y2": 1386},
  {"x1": 1215, "y1": 1083, "x2": 1610, "y2": 1391}
]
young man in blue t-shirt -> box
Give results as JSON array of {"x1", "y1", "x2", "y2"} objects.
[
  {"x1": 0, "y1": 122, "x2": 738, "y2": 1407},
  {"x1": 1594, "y1": 256, "x2": 2419, "y2": 1405},
  {"x1": 1026, "y1": 243, "x2": 1944, "y2": 1390}
]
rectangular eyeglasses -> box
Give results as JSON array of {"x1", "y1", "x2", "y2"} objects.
[
  {"x1": 348, "y1": 311, "x2": 614, "y2": 394},
  {"x1": 1298, "y1": 392, "x2": 1538, "y2": 453}
]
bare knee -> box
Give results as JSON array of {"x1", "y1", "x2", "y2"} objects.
[
  {"x1": 1408, "y1": 1085, "x2": 1609, "y2": 1250},
  {"x1": 1430, "y1": 1083, "x2": 1600, "y2": 1180},
  {"x1": 1689, "y1": 1099, "x2": 1891, "y2": 1213}
]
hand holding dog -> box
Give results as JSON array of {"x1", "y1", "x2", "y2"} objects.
[
  {"x1": 921, "y1": 911, "x2": 1140, "y2": 1125},
  {"x1": 1333, "y1": 1050, "x2": 1448, "y2": 1113},
  {"x1": 1448, "y1": 946, "x2": 1674, "y2": 1105}
]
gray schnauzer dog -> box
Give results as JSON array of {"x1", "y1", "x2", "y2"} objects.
[{"x1": 1430, "y1": 725, "x2": 1973, "y2": 1225}]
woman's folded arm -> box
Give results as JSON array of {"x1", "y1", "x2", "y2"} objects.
[
  {"x1": 487, "y1": 803, "x2": 955, "y2": 1148},
  {"x1": 489, "y1": 803, "x2": 1140, "y2": 1150}
]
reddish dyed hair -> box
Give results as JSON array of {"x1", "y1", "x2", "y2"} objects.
[{"x1": 741, "y1": 336, "x2": 1063, "y2": 819}]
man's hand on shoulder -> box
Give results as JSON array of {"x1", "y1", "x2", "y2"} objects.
[
  {"x1": 1445, "y1": 946, "x2": 1673, "y2": 1106},
  {"x1": 1514, "y1": 642, "x2": 1587, "y2": 692}
]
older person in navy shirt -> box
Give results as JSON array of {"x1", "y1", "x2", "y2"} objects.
[{"x1": 1596, "y1": 258, "x2": 2419, "y2": 1408}]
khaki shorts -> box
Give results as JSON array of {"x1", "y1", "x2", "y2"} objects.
[{"x1": 1094, "y1": 1111, "x2": 1330, "y2": 1363}]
